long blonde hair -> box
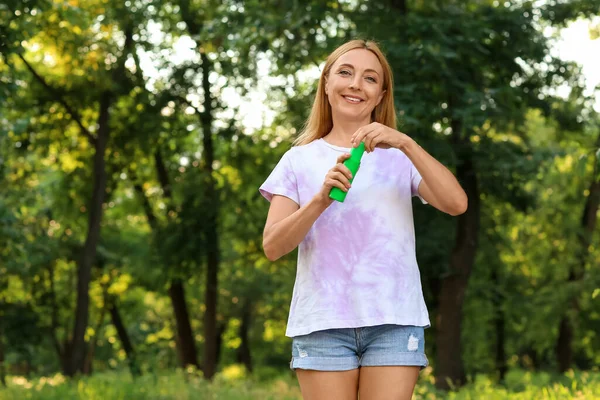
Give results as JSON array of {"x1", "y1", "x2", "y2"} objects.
[{"x1": 293, "y1": 39, "x2": 396, "y2": 146}]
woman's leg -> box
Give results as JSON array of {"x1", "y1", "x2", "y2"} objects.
[
  {"x1": 290, "y1": 328, "x2": 360, "y2": 399},
  {"x1": 358, "y1": 366, "x2": 420, "y2": 400},
  {"x1": 356, "y1": 325, "x2": 427, "y2": 399},
  {"x1": 296, "y1": 368, "x2": 360, "y2": 400}
]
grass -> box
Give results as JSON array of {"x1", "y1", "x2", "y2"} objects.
[
  {"x1": 1, "y1": 366, "x2": 599, "y2": 399},
  {"x1": 0, "y1": 365, "x2": 300, "y2": 400}
]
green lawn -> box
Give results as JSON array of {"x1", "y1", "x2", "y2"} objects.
[{"x1": 1, "y1": 367, "x2": 599, "y2": 399}]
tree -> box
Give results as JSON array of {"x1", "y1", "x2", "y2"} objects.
[
  {"x1": 2, "y1": 0, "x2": 146, "y2": 375},
  {"x1": 350, "y1": 0, "x2": 589, "y2": 387}
]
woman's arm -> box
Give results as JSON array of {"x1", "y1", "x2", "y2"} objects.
[
  {"x1": 351, "y1": 122, "x2": 468, "y2": 216},
  {"x1": 262, "y1": 194, "x2": 330, "y2": 261},
  {"x1": 399, "y1": 136, "x2": 468, "y2": 216},
  {"x1": 262, "y1": 152, "x2": 353, "y2": 261}
]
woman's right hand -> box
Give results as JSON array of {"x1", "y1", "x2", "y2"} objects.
[{"x1": 316, "y1": 153, "x2": 353, "y2": 206}]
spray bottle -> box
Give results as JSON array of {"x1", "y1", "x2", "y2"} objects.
[{"x1": 329, "y1": 142, "x2": 366, "y2": 202}]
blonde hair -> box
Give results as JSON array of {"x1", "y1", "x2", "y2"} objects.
[{"x1": 293, "y1": 39, "x2": 396, "y2": 146}]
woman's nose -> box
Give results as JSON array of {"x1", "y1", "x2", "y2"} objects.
[
  {"x1": 350, "y1": 78, "x2": 361, "y2": 90},
  {"x1": 349, "y1": 76, "x2": 362, "y2": 90}
]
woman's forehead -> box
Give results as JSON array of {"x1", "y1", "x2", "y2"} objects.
[{"x1": 332, "y1": 49, "x2": 384, "y2": 75}]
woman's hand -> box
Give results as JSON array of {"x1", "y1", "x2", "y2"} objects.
[
  {"x1": 351, "y1": 122, "x2": 408, "y2": 152},
  {"x1": 315, "y1": 153, "x2": 353, "y2": 206},
  {"x1": 263, "y1": 154, "x2": 354, "y2": 260}
]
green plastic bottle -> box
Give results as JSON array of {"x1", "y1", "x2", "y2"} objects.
[{"x1": 329, "y1": 142, "x2": 366, "y2": 202}]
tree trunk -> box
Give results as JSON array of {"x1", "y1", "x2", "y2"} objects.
[
  {"x1": 215, "y1": 321, "x2": 227, "y2": 367},
  {"x1": 83, "y1": 287, "x2": 109, "y2": 376},
  {"x1": 435, "y1": 141, "x2": 480, "y2": 390},
  {"x1": 168, "y1": 280, "x2": 199, "y2": 368},
  {"x1": 47, "y1": 263, "x2": 69, "y2": 374},
  {"x1": 109, "y1": 301, "x2": 141, "y2": 376},
  {"x1": 237, "y1": 302, "x2": 253, "y2": 373},
  {"x1": 0, "y1": 317, "x2": 6, "y2": 387},
  {"x1": 66, "y1": 91, "x2": 112, "y2": 376},
  {"x1": 556, "y1": 313, "x2": 574, "y2": 372},
  {"x1": 177, "y1": 0, "x2": 220, "y2": 379},
  {"x1": 524, "y1": 347, "x2": 540, "y2": 369},
  {"x1": 491, "y1": 267, "x2": 507, "y2": 381},
  {"x1": 133, "y1": 153, "x2": 200, "y2": 370},
  {"x1": 203, "y1": 235, "x2": 219, "y2": 379},
  {"x1": 556, "y1": 145, "x2": 600, "y2": 372},
  {"x1": 155, "y1": 152, "x2": 200, "y2": 370},
  {"x1": 200, "y1": 51, "x2": 220, "y2": 381}
]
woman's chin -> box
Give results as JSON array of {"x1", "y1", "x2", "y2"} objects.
[{"x1": 332, "y1": 108, "x2": 370, "y2": 122}]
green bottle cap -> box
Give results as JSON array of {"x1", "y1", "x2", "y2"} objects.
[{"x1": 329, "y1": 142, "x2": 366, "y2": 203}]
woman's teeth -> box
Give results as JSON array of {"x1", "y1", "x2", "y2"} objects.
[{"x1": 343, "y1": 96, "x2": 362, "y2": 103}]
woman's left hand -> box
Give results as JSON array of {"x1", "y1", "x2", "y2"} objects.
[{"x1": 351, "y1": 122, "x2": 408, "y2": 152}]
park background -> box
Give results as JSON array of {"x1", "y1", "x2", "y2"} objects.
[{"x1": 1, "y1": 0, "x2": 600, "y2": 398}]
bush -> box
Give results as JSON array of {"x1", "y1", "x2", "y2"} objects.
[{"x1": 1, "y1": 368, "x2": 599, "y2": 400}]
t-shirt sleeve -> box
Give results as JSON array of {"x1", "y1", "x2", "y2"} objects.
[
  {"x1": 410, "y1": 162, "x2": 428, "y2": 204},
  {"x1": 259, "y1": 150, "x2": 300, "y2": 205}
]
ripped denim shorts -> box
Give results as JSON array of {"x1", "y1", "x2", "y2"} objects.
[{"x1": 290, "y1": 324, "x2": 428, "y2": 371}]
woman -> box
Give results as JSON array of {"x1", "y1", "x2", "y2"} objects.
[{"x1": 259, "y1": 39, "x2": 467, "y2": 400}]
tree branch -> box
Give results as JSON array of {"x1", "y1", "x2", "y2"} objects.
[
  {"x1": 154, "y1": 150, "x2": 175, "y2": 214},
  {"x1": 129, "y1": 169, "x2": 159, "y2": 231},
  {"x1": 17, "y1": 53, "x2": 97, "y2": 145}
]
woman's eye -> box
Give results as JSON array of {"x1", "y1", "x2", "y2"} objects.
[
  {"x1": 339, "y1": 70, "x2": 351, "y2": 75},
  {"x1": 366, "y1": 76, "x2": 377, "y2": 83}
]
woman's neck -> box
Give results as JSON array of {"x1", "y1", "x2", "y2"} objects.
[{"x1": 324, "y1": 115, "x2": 371, "y2": 148}]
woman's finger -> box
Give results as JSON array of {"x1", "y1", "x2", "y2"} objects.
[
  {"x1": 352, "y1": 123, "x2": 377, "y2": 147},
  {"x1": 327, "y1": 177, "x2": 348, "y2": 192},
  {"x1": 366, "y1": 130, "x2": 382, "y2": 152},
  {"x1": 336, "y1": 153, "x2": 351, "y2": 164},
  {"x1": 329, "y1": 170, "x2": 351, "y2": 187},
  {"x1": 333, "y1": 164, "x2": 353, "y2": 181}
]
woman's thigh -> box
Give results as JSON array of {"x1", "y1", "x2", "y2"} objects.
[
  {"x1": 355, "y1": 324, "x2": 426, "y2": 399},
  {"x1": 358, "y1": 366, "x2": 420, "y2": 400},
  {"x1": 291, "y1": 327, "x2": 360, "y2": 399},
  {"x1": 289, "y1": 324, "x2": 427, "y2": 399},
  {"x1": 296, "y1": 369, "x2": 359, "y2": 400}
]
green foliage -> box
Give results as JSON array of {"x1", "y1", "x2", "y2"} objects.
[
  {"x1": 1, "y1": 0, "x2": 599, "y2": 389},
  {"x1": 2, "y1": 369, "x2": 600, "y2": 399},
  {"x1": 0, "y1": 368, "x2": 301, "y2": 400}
]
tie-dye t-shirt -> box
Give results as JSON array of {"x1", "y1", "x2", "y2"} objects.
[{"x1": 259, "y1": 138, "x2": 431, "y2": 337}]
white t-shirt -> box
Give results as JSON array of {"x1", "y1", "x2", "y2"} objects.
[{"x1": 259, "y1": 138, "x2": 431, "y2": 337}]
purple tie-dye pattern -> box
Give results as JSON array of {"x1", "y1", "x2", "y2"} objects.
[
  {"x1": 259, "y1": 139, "x2": 431, "y2": 337},
  {"x1": 259, "y1": 152, "x2": 299, "y2": 204}
]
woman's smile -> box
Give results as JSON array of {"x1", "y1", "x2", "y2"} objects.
[{"x1": 341, "y1": 94, "x2": 365, "y2": 104}]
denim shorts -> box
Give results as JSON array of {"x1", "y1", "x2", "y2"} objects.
[{"x1": 290, "y1": 324, "x2": 428, "y2": 371}]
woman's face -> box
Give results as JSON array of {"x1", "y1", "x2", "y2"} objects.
[{"x1": 324, "y1": 48, "x2": 386, "y2": 123}]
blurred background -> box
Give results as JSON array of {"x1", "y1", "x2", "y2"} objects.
[{"x1": 1, "y1": 0, "x2": 599, "y2": 399}]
